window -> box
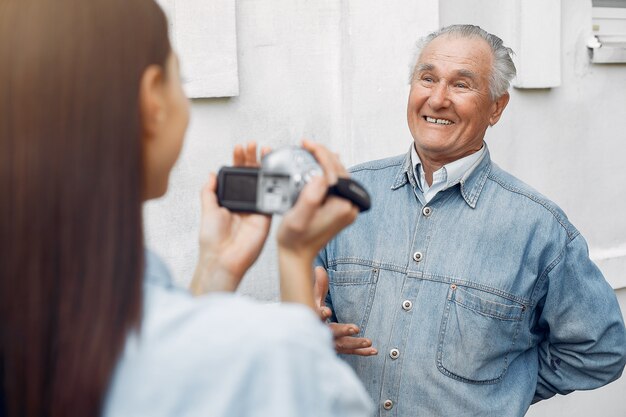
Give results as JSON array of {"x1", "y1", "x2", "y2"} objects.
[{"x1": 589, "y1": 0, "x2": 626, "y2": 63}]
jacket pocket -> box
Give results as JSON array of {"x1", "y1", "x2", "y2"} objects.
[
  {"x1": 437, "y1": 283, "x2": 525, "y2": 384},
  {"x1": 328, "y1": 267, "x2": 379, "y2": 337}
]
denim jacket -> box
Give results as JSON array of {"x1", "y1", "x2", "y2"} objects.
[{"x1": 316, "y1": 146, "x2": 626, "y2": 417}]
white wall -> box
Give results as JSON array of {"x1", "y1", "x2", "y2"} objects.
[
  {"x1": 144, "y1": 0, "x2": 438, "y2": 299},
  {"x1": 145, "y1": 0, "x2": 626, "y2": 415}
]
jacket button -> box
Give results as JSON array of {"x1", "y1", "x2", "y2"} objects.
[
  {"x1": 383, "y1": 399, "x2": 393, "y2": 410},
  {"x1": 422, "y1": 206, "x2": 432, "y2": 217},
  {"x1": 402, "y1": 300, "x2": 413, "y2": 311},
  {"x1": 412, "y1": 251, "x2": 423, "y2": 262},
  {"x1": 389, "y1": 348, "x2": 400, "y2": 359}
]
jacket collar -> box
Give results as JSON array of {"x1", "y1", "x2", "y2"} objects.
[{"x1": 391, "y1": 143, "x2": 492, "y2": 209}]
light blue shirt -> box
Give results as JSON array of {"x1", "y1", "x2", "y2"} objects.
[
  {"x1": 410, "y1": 143, "x2": 486, "y2": 204},
  {"x1": 316, "y1": 145, "x2": 626, "y2": 417},
  {"x1": 104, "y1": 251, "x2": 374, "y2": 417}
]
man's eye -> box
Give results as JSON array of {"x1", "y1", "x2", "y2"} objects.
[
  {"x1": 455, "y1": 83, "x2": 468, "y2": 89},
  {"x1": 422, "y1": 76, "x2": 434, "y2": 83}
]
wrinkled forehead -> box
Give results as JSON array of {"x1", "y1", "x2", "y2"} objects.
[{"x1": 418, "y1": 34, "x2": 494, "y2": 77}]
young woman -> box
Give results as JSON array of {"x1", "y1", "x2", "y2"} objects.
[{"x1": 0, "y1": 1, "x2": 372, "y2": 416}]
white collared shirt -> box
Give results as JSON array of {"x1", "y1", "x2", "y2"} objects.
[{"x1": 410, "y1": 143, "x2": 486, "y2": 203}]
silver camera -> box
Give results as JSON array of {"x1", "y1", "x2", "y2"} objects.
[{"x1": 217, "y1": 146, "x2": 370, "y2": 214}]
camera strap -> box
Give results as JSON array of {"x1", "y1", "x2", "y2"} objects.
[{"x1": 327, "y1": 178, "x2": 371, "y2": 212}]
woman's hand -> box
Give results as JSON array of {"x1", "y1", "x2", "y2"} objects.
[
  {"x1": 190, "y1": 142, "x2": 272, "y2": 295},
  {"x1": 277, "y1": 140, "x2": 358, "y2": 259},
  {"x1": 277, "y1": 140, "x2": 359, "y2": 308}
]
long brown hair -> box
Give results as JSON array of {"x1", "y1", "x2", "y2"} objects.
[{"x1": 0, "y1": 1, "x2": 171, "y2": 415}]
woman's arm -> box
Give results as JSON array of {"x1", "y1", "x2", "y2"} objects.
[
  {"x1": 190, "y1": 142, "x2": 272, "y2": 295},
  {"x1": 276, "y1": 140, "x2": 358, "y2": 310}
]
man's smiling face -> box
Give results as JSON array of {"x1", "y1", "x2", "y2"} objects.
[{"x1": 407, "y1": 34, "x2": 508, "y2": 165}]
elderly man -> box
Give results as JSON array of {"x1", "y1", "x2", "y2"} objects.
[{"x1": 315, "y1": 24, "x2": 626, "y2": 416}]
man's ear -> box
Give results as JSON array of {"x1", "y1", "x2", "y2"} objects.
[
  {"x1": 139, "y1": 65, "x2": 166, "y2": 141},
  {"x1": 489, "y1": 92, "x2": 510, "y2": 126}
]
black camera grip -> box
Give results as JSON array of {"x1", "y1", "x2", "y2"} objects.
[{"x1": 327, "y1": 178, "x2": 371, "y2": 212}]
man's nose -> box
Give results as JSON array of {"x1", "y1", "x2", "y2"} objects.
[{"x1": 428, "y1": 81, "x2": 450, "y2": 109}]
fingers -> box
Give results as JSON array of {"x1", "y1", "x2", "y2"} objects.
[
  {"x1": 313, "y1": 267, "x2": 330, "y2": 319},
  {"x1": 235, "y1": 141, "x2": 347, "y2": 183},
  {"x1": 336, "y1": 346, "x2": 378, "y2": 356},
  {"x1": 275, "y1": 140, "x2": 359, "y2": 253},
  {"x1": 335, "y1": 336, "x2": 372, "y2": 351},
  {"x1": 301, "y1": 139, "x2": 345, "y2": 185},
  {"x1": 232, "y1": 144, "x2": 245, "y2": 166},
  {"x1": 314, "y1": 196, "x2": 359, "y2": 239},
  {"x1": 279, "y1": 189, "x2": 358, "y2": 254},
  {"x1": 319, "y1": 306, "x2": 332, "y2": 321},
  {"x1": 331, "y1": 152, "x2": 346, "y2": 178},
  {"x1": 313, "y1": 267, "x2": 329, "y2": 306},
  {"x1": 325, "y1": 197, "x2": 359, "y2": 225},
  {"x1": 260, "y1": 146, "x2": 272, "y2": 158},
  {"x1": 201, "y1": 173, "x2": 220, "y2": 212},
  {"x1": 243, "y1": 142, "x2": 258, "y2": 166},
  {"x1": 281, "y1": 175, "x2": 328, "y2": 232},
  {"x1": 282, "y1": 175, "x2": 358, "y2": 248},
  {"x1": 328, "y1": 323, "x2": 378, "y2": 355},
  {"x1": 233, "y1": 142, "x2": 259, "y2": 167},
  {"x1": 332, "y1": 332, "x2": 377, "y2": 356},
  {"x1": 329, "y1": 322, "x2": 359, "y2": 338}
]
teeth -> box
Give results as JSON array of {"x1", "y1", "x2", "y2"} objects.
[{"x1": 425, "y1": 116, "x2": 453, "y2": 125}]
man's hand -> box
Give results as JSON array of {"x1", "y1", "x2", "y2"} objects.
[
  {"x1": 314, "y1": 267, "x2": 378, "y2": 356},
  {"x1": 190, "y1": 142, "x2": 272, "y2": 295}
]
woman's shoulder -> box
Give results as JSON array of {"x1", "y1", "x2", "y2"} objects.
[
  {"x1": 139, "y1": 249, "x2": 331, "y2": 350},
  {"x1": 104, "y1": 253, "x2": 372, "y2": 416},
  {"x1": 143, "y1": 278, "x2": 328, "y2": 347}
]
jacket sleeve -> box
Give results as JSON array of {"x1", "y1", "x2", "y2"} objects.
[
  {"x1": 314, "y1": 247, "x2": 337, "y2": 322},
  {"x1": 314, "y1": 248, "x2": 327, "y2": 270},
  {"x1": 244, "y1": 306, "x2": 374, "y2": 417},
  {"x1": 534, "y1": 234, "x2": 626, "y2": 402}
]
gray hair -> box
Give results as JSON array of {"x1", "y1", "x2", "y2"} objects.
[{"x1": 409, "y1": 24, "x2": 516, "y2": 100}]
